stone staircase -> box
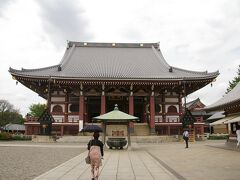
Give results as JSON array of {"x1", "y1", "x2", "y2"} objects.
[{"x1": 57, "y1": 135, "x2": 180, "y2": 143}]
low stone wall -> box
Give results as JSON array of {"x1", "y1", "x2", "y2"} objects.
[
  {"x1": 131, "y1": 135, "x2": 180, "y2": 143},
  {"x1": 32, "y1": 135, "x2": 57, "y2": 143}
]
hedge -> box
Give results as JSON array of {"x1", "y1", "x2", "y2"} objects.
[{"x1": 0, "y1": 132, "x2": 31, "y2": 141}]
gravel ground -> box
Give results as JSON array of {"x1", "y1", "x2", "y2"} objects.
[{"x1": 0, "y1": 144, "x2": 86, "y2": 180}]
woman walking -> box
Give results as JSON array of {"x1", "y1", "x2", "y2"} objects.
[{"x1": 87, "y1": 132, "x2": 104, "y2": 180}]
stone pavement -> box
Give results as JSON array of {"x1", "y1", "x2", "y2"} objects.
[
  {"x1": 28, "y1": 140, "x2": 240, "y2": 180},
  {"x1": 33, "y1": 145, "x2": 177, "y2": 180}
]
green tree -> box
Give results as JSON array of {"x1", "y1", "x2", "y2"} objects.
[
  {"x1": 0, "y1": 99, "x2": 24, "y2": 126},
  {"x1": 28, "y1": 103, "x2": 47, "y2": 117},
  {"x1": 226, "y1": 65, "x2": 240, "y2": 93}
]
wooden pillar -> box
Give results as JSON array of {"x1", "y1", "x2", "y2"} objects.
[
  {"x1": 47, "y1": 79, "x2": 51, "y2": 113},
  {"x1": 79, "y1": 84, "x2": 85, "y2": 123},
  {"x1": 150, "y1": 90, "x2": 155, "y2": 134},
  {"x1": 101, "y1": 92, "x2": 106, "y2": 114},
  {"x1": 201, "y1": 124, "x2": 204, "y2": 135},
  {"x1": 61, "y1": 125, "x2": 64, "y2": 137},
  {"x1": 64, "y1": 93, "x2": 68, "y2": 122},
  {"x1": 167, "y1": 125, "x2": 170, "y2": 135},
  {"x1": 179, "y1": 93, "x2": 183, "y2": 122},
  {"x1": 25, "y1": 126, "x2": 29, "y2": 135},
  {"x1": 79, "y1": 95, "x2": 84, "y2": 122},
  {"x1": 129, "y1": 93, "x2": 134, "y2": 133},
  {"x1": 129, "y1": 95, "x2": 134, "y2": 115},
  {"x1": 162, "y1": 93, "x2": 166, "y2": 122}
]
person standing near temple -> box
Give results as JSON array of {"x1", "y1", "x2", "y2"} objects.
[
  {"x1": 236, "y1": 127, "x2": 240, "y2": 148},
  {"x1": 183, "y1": 129, "x2": 189, "y2": 148},
  {"x1": 87, "y1": 132, "x2": 104, "y2": 180}
]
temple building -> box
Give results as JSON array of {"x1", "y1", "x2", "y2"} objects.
[
  {"x1": 205, "y1": 82, "x2": 240, "y2": 142},
  {"x1": 9, "y1": 41, "x2": 219, "y2": 136},
  {"x1": 184, "y1": 98, "x2": 210, "y2": 135}
]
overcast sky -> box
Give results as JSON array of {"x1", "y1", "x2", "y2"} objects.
[{"x1": 0, "y1": 0, "x2": 239, "y2": 115}]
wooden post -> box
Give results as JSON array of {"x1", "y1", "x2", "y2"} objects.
[
  {"x1": 150, "y1": 92, "x2": 155, "y2": 134},
  {"x1": 61, "y1": 125, "x2": 64, "y2": 137},
  {"x1": 47, "y1": 79, "x2": 51, "y2": 113},
  {"x1": 101, "y1": 84, "x2": 106, "y2": 115},
  {"x1": 79, "y1": 95, "x2": 84, "y2": 122},
  {"x1": 129, "y1": 94, "x2": 134, "y2": 133},
  {"x1": 168, "y1": 126, "x2": 170, "y2": 135},
  {"x1": 64, "y1": 93, "x2": 68, "y2": 122},
  {"x1": 129, "y1": 95, "x2": 134, "y2": 115},
  {"x1": 101, "y1": 94, "x2": 106, "y2": 114},
  {"x1": 162, "y1": 93, "x2": 166, "y2": 122}
]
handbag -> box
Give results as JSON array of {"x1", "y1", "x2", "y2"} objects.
[
  {"x1": 85, "y1": 156, "x2": 90, "y2": 164},
  {"x1": 85, "y1": 139, "x2": 92, "y2": 164}
]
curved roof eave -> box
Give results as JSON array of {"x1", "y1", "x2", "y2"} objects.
[
  {"x1": 9, "y1": 65, "x2": 59, "y2": 73},
  {"x1": 204, "y1": 99, "x2": 240, "y2": 111},
  {"x1": 172, "y1": 66, "x2": 219, "y2": 76},
  {"x1": 9, "y1": 72, "x2": 218, "y2": 82}
]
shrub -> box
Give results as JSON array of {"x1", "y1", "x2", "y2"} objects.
[
  {"x1": 0, "y1": 132, "x2": 12, "y2": 140},
  {"x1": 0, "y1": 132, "x2": 31, "y2": 141},
  {"x1": 12, "y1": 134, "x2": 32, "y2": 141},
  {"x1": 208, "y1": 135, "x2": 228, "y2": 140}
]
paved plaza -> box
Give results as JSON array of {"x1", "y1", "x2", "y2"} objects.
[{"x1": 1, "y1": 140, "x2": 240, "y2": 180}]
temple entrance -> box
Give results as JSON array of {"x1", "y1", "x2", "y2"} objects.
[
  {"x1": 134, "y1": 97, "x2": 146, "y2": 123},
  {"x1": 86, "y1": 96, "x2": 101, "y2": 123},
  {"x1": 106, "y1": 96, "x2": 128, "y2": 113}
]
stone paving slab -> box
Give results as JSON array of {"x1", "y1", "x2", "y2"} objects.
[{"x1": 33, "y1": 148, "x2": 177, "y2": 180}]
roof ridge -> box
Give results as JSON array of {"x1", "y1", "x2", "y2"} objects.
[
  {"x1": 59, "y1": 43, "x2": 76, "y2": 70},
  {"x1": 68, "y1": 41, "x2": 159, "y2": 48},
  {"x1": 151, "y1": 46, "x2": 170, "y2": 69}
]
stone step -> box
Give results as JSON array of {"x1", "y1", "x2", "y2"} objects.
[{"x1": 57, "y1": 135, "x2": 180, "y2": 143}]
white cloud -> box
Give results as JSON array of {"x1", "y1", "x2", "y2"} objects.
[{"x1": 36, "y1": 0, "x2": 93, "y2": 49}]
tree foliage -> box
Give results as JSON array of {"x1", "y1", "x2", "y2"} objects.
[
  {"x1": 28, "y1": 103, "x2": 47, "y2": 117},
  {"x1": 0, "y1": 100, "x2": 13, "y2": 113},
  {"x1": 0, "y1": 99, "x2": 24, "y2": 126},
  {"x1": 226, "y1": 65, "x2": 240, "y2": 93}
]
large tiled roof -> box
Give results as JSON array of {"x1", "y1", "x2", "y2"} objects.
[
  {"x1": 9, "y1": 41, "x2": 219, "y2": 80},
  {"x1": 205, "y1": 82, "x2": 240, "y2": 110},
  {"x1": 207, "y1": 111, "x2": 225, "y2": 121}
]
